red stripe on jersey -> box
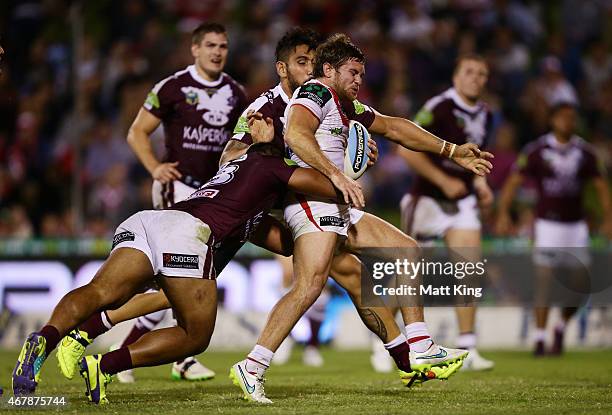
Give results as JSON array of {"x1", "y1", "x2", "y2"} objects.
[
  {"x1": 328, "y1": 86, "x2": 349, "y2": 127},
  {"x1": 296, "y1": 194, "x2": 324, "y2": 232},
  {"x1": 291, "y1": 103, "x2": 321, "y2": 122}
]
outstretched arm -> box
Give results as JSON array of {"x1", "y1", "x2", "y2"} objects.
[{"x1": 370, "y1": 112, "x2": 493, "y2": 176}]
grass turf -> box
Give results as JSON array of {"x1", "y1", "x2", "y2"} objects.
[{"x1": 1, "y1": 348, "x2": 611, "y2": 414}]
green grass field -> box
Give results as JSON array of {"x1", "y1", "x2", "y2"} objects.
[{"x1": 1, "y1": 348, "x2": 611, "y2": 415}]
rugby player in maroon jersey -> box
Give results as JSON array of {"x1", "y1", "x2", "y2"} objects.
[
  {"x1": 397, "y1": 55, "x2": 495, "y2": 371},
  {"x1": 56, "y1": 22, "x2": 249, "y2": 383},
  {"x1": 495, "y1": 103, "x2": 612, "y2": 356},
  {"x1": 11, "y1": 114, "x2": 357, "y2": 404}
]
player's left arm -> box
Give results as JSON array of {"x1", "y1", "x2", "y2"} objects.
[{"x1": 369, "y1": 112, "x2": 493, "y2": 176}]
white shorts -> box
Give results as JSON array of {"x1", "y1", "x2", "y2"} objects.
[
  {"x1": 533, "y1": 219, "x2": 590, "y2": 267},
  {"x1": 284, "y1": 193, "x2": 356, "y2": 240},
  {"x1": 400, "y1": 194, "x2": 480, "y2": 239},
  {"x1": 111, "y1": 210, "x2": 216, "y2": 279},
  {"x1": 152, "y1": 180, "x2": 197, "y2": 209}
]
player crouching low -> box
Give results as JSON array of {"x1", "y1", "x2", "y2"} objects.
[{"x1": 12, "y1": 117, "x2": 359, "y2": 404}]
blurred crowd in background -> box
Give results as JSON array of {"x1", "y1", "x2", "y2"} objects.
[{"x1": 0, "y1": 0, "x2": 611, "y2": 239}]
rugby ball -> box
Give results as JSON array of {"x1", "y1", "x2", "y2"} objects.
[{"x1": 344, "y1": 120, "x2": 371, "y2": 179}]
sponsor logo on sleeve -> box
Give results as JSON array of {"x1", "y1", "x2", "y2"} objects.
[
  {"x1": 233, "y1": 115, "x2": 250, "y2": 135},
  {"x1": 353, "y1": 100, "x2": 366, "y2": 115},
  {"x1": 297, "y1": 84, "x2": 332, "y2": 107},
  {"x1": 319, "y1": 216, "x2": 345, "y2": 227},
  {"x1": 112, "y1": 231, "x2": 135, "y2": 249},
  {"x1": 145, "y1": 91, "x2": 160, "y2": 109},
  {"x1": 162, "y1": 253, "x2": 200, "y2": 269}
]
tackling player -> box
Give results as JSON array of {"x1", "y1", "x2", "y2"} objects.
[
  {"x1": 55, "y1": 28, "x2": 442, "y2": 393},
  {"x1": 59, "y1": 22, "x2": 248, "y2": 383},
  {"x1": 397, "y1": 55, "x2": 495, "y2": 371},
  {"x1": 11, "y1": 120, "x2": 353, "y2": 404},
  {"x1": 495, "y1": 103, "x2": 611, "y2": 355},
  {"x1": 229, "y1": 34, "x2": 494, "y2": 403}
]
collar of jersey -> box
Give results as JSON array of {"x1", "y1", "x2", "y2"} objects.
[
  {"x1": 546, "y1": 133, "x2": 581, "y2": 149},
  {"x1": 447, "y1": 87, "x2": 482, "y2": 114},
  {"x1": 188, "y1": 65, "x2": 224, "y2": 87},
  {"x1": 274, "y1": 83, "x2": 290, "y2": 104}
]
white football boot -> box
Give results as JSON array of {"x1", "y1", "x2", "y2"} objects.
[
  {"x1": 302, "y1": 346, "x2": 324, "y2": 367},
  {"x1": 410, "y1": 342, "x2": 469, "y2": 372},
  {"x1": 116, "y1": 368, "x2": 135, "y2": 384},
  {"x1": 229, "y1": 360, "x2": 272, "y2": 404},
  {"x1": 370, "y1": 338, "x2": 393, "y2": 373},
  {"x1": 171, "y1": 357, "x2": 215, "y2": 380},
  {"x1": 460, "y1": 348, "x2": 494, "y2": 371}
]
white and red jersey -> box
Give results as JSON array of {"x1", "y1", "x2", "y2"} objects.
[{"x1": 284, "y1": 79, "x2": 375, "y2": 169}]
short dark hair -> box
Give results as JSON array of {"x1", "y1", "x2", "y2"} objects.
[
  {"x1": 313, "y1": 34, "x2": 365, "y2": 78},
  {"x1": 453, "y1": 53, "x2": 488, "y2": 75},
  {"x1": 275, "y1": 27, "x2": 322, "y2": 63},
  {"x1": 192, "y1": 22, "x2": 227, "y2": 45}
]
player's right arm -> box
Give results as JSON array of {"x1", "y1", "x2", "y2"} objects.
[
  {"x1": 285, "y1": 105, "x2": 364, "y2": 207},
  {"x1": 397, "y1": 147, "x2": 468, "y2": 199},
  {"x1": 127, "y1": 108, "x2": 181, "y2": 183},
  {"x1": 495, "y1": 171, "x2": 524, "y2": 235}
]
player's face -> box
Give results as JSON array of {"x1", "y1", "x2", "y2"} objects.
[
  {"x1": 192, "y1": 32, "x2": 228, "y2": 79},
  {"x1": 285, "y1": 45, "x2": 315, "y2": 92},
  {"x1": 551, "y1": 107, "x2": 577, "y2": 137},
  {"x1": 333, "y1": 59, "x2": 365, "y2": 101},
  {"x1": 453, "y1": 59, "x2": 489, "y2": 102}
]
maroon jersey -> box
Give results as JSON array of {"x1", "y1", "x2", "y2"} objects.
[
  {"x1": 412, "y1": 87, "x2": 493, "y2": 200},
  {"x1": 144, "y1": 65, "x2": 248, "y2": 184},
  {"x1": 172, "y1": 145, "x2": 297, "y2": 243},
  {"x1": 231, "y1": 83, "x2": 289, "y2": 152},
  {"x1": 515, "y1": 134, "x2": 605, "y2": 222}
]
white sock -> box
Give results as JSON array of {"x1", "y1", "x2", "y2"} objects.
[
  {"x1": 457, "y1": 333, "x2": 477, "y2": 349},
  {"x1": 246, "y1": 345, "x2": 274, "y2": 377},
  {"x1": 555, "y1": 320, "x2": 566, "y2": 332},
  {"x1": 383, "y1": 333, "x2": 407, "y2": 349},
  {"x1": 405, "y1": 322, "x2": 433, "y2": 353},
  {"x1": 534, "y1": 328, "x2": 546, "y2": 342}
]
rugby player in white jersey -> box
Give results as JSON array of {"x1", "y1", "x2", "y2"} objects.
[{"x1": 230, "y1": 34, "x2": 493, "y2": 403}]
